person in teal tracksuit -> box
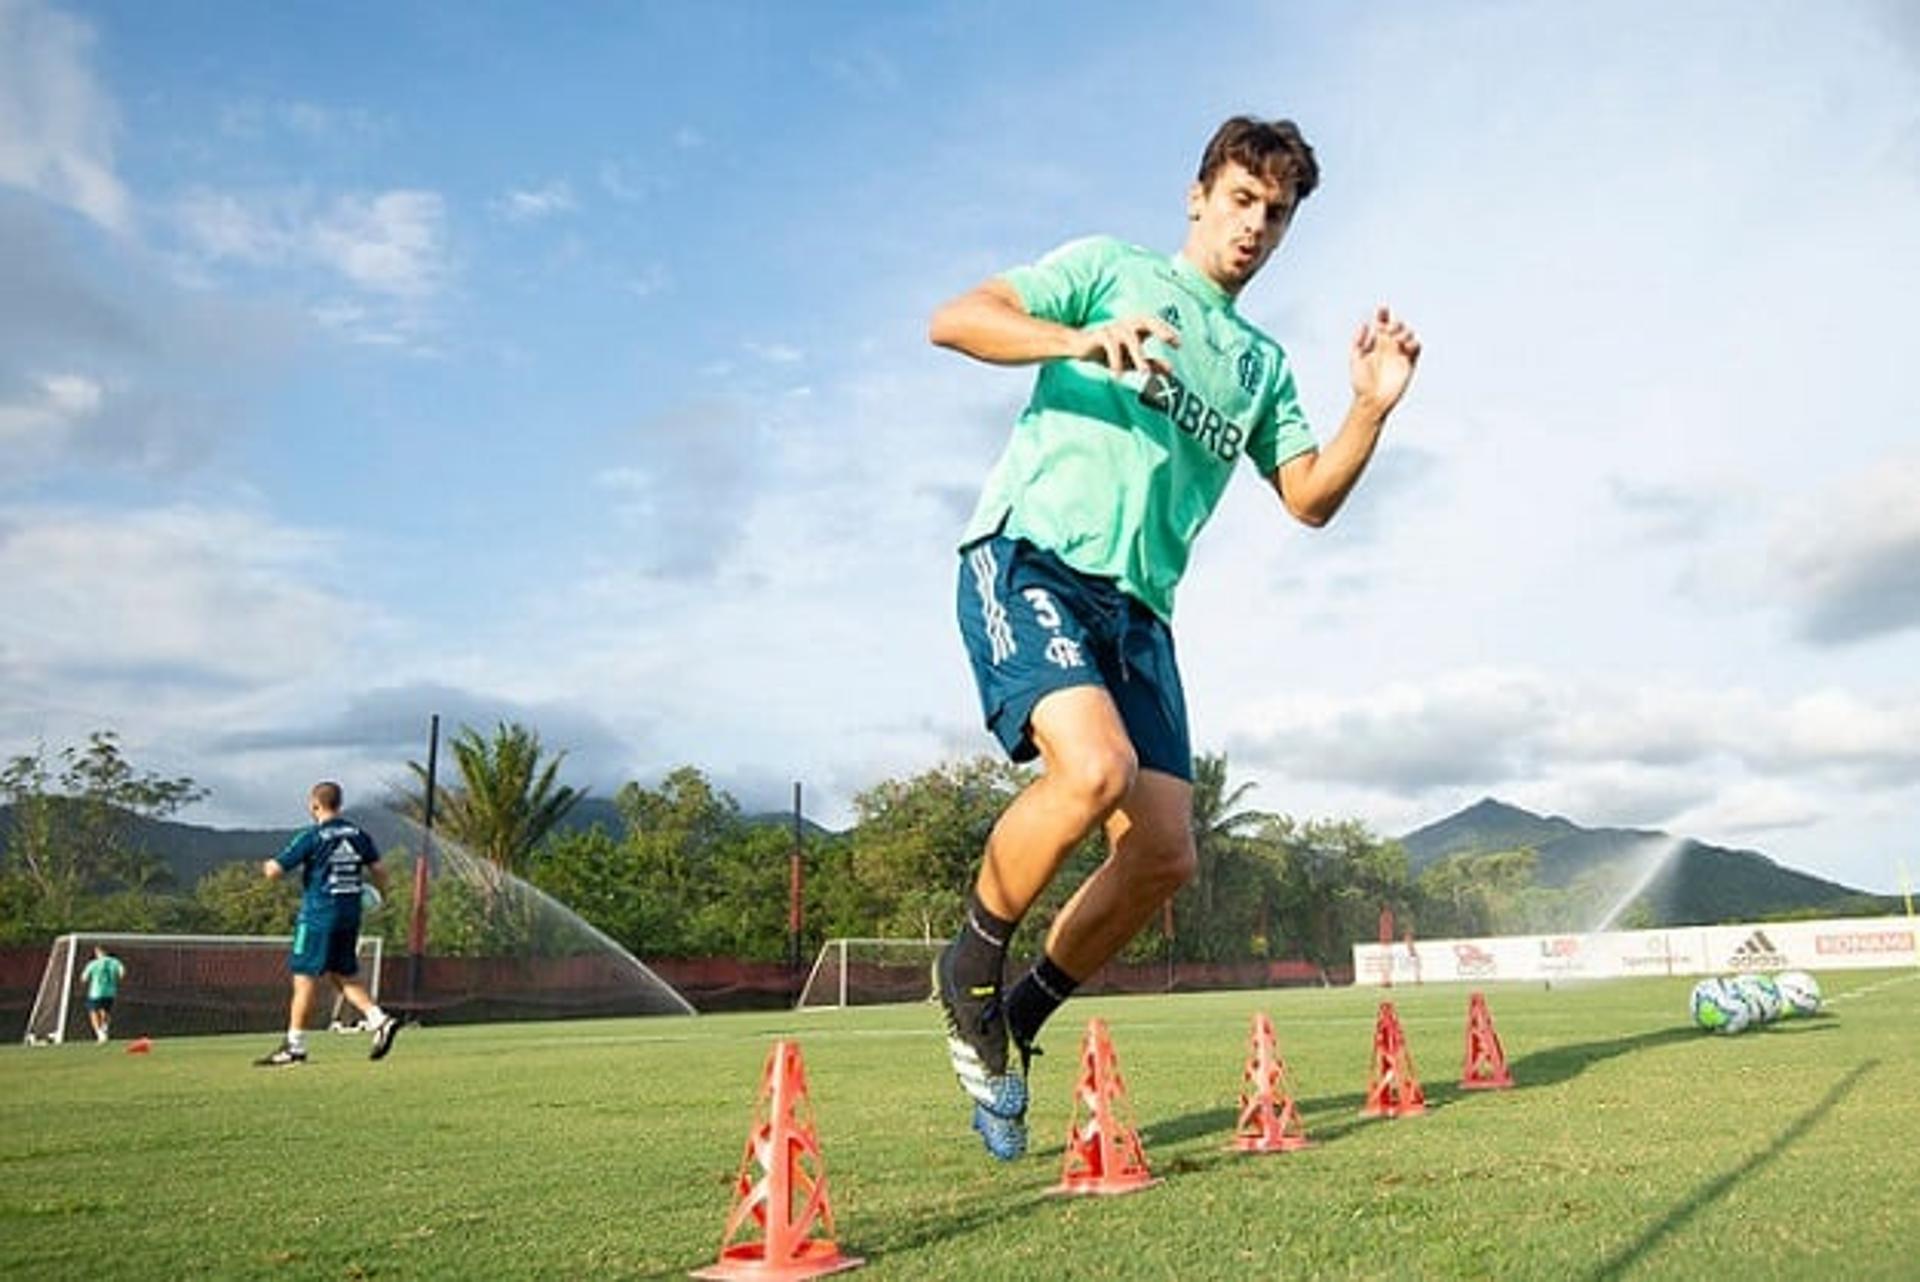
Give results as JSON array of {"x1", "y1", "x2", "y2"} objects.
[
  {"x1": 79, "y1": 946, "x2": 125, "y2": 1043},
  {"x1": 255, "y1": 781, "x2": 401, "y2": 1066}
]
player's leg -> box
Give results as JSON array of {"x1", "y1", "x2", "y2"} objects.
[
  {"x1": 323, "y1": 928, "x2": 401, "y2": 1060},
  {"x1": 1003, "y1": 601, "x2": 1194, "y2": 1053},
  {"x1": 97, "y1": 1000, "x2": 111, "y2": 1041},
  {"x1": 257, "y1": 922, "x2": 322, "y2": 1065},
  {"x1": 978, "y1": 686, "x2": 1137, "y2": 918},
  {"x1": 1051, "y1": 770, "x2": 1195, "y2": 969},
  {"x1": 289, "y1": 975, "x2": 318, "y2": 1036},
  {"x1": 943, "y1": 536, "x2": 1131, "y2": 1157}
]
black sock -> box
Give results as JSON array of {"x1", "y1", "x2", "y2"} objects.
[
  {"x1": 1005, "y1": 954, "x2": 1080, "y2": 1048},
  {"x1": 950, "y1": 888, "x2": 1016, "y2": 992}
]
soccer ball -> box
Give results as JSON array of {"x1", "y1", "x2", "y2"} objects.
[
  {"x1": 1690, "y1": 977, "x2": 1752, "y2": 1034},
  {"x1": 1731, "y1": 974, "x2": 1783, "y2": 1025},
  {"x1": 360, "y1": 884, "x2": 384, "y2": 912},
  {"x1": 1774, "y1": 970, "x2": 1822, "y2": 1017}
]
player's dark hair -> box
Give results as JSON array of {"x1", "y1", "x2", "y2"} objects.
[
  {"x1": 311, "y1": 781, "x2": 344, "y2": 811},
  {"x1": 1197, "y1": 116, "x2": 1319, "y2": 202}
]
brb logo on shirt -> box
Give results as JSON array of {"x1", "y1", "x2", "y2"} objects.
[{"x1": 1139, "y1": 371, "x2": 1246, "y2": 464}]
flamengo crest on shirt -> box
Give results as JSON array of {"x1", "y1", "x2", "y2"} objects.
[{"x1": 1235, "y1": 346, "x2": 1264, "y2": 396}]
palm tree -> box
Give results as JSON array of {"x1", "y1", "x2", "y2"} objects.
[
  {"x1": 396, "y1": 721, "x2": 585, "y2": 879},
  {"x1": 1181, "y1": 751, "x2": 1268, "y2": 957}
]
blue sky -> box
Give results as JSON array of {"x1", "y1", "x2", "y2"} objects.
[{"x1": 3, "y1": 1, "x2": 1918, "y2": 894}]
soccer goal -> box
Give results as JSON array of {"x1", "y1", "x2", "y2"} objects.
[
  {"x1": 795, "y1": 937, "x2": 945, "y2": 1009},
  {"x1": 23, "y1": 932, "x2": 383, "y2": 1045}
]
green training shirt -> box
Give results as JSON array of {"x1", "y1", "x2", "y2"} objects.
[
  {"x1": 81, "y1": 955, "x2": 124, "y2": 1000},
  {"x1": 960, "y1": 235, "x2": 1317, "y2": 620}
]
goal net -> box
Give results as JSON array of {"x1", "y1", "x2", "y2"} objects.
[
  {"x1": 23, "y1": 932, "x2": 382, "y2": 1044},
  {"x1": 795, "y1": 937, "x2": 945, "y2": 1009}
]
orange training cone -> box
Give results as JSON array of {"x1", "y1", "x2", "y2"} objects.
[
  {"x1": 1459, "y1": 990, "x2": 1513, "y2": 1090},
  {"x1": 125, "y1": 1037, "x2": 152, "y2": 1055},
  {"x1": 1229, "y1": 1012, "x2": 1311, "y2": 1153},
  {"x1": 1360, "y1": 1001, "x2": 1427, "y2": 1118},
  {"x1": 691, "y1": 1040, "x2": 863, "y2": 1280},
  {"x1": 1048, "y1": 1018, "x2": 1161, "y2": 1197}
]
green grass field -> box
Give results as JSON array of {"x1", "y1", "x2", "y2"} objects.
[{"x1": 3, "y1": 969, "x2": 1915, "y2": 1280}]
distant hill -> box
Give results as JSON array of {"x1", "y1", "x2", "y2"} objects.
[
  {"x1": 0, "y1": 797, "x2": 837, "y2": 892},
  {"x1": 1399, "y1": 797, "x2": 1897, "y2": 926}
]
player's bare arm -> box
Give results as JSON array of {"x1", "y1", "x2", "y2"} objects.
[
  {"x1": 929, "y1": 278, "x2": 1179, "y2": 374},
  {"x1": 1274, "y1": 305, "x2": 1422, "y2": 528}
]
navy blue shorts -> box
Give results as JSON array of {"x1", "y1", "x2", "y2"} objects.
[
  {"x1": 290, "y1": 916, "x2": 361, "y2": 978},
  {"x1": 956, "y1": 533, "x2": 1192, "y2": 781},
  {"x1": 85, "y1": 996, "x2": 114, "y2": 1013}
]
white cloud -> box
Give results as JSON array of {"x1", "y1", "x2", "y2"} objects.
[
  {"x1": 170, "y1": 186, "x2": 449, "y2": 346},
  {"x1": 0, "y1": 371, "x2": 101, "y2": 450},
  {"x1": 1777, "y1": 458, "x2": 1920, "y2": 644},
  {"x1": 309, "y1": 190, "x2": 446, "y2": 299},
  {"x1": 744, "y1": 340, "x2": 804, "y2": 365},
  {"x1": 1669, "y1": 781, "x2": 1827, "y2": 842},
  {"x1": 173, "y1": 188, "x2": 295, "y2": 263},
  {"x1": 0, "y1": 503, "x2": 354, "y2": 694},
  {"x1": 0, "y1": 0, "x2": 129, "y2": 232},
  {"x1": 490, "y1": 180, "x2": 576, "y2": 223},
  {"x1": 176, "y1": 187, "x2": 448, "y2": 300},
  {"x1": 1222, "y1": 668, "x2": 1920, "y2": 849}
]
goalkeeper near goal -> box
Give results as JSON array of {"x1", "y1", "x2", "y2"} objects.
[
  {"x1": 255, "y1": 781, "x2": 401, "y2": 1067},
  {"x1": 928, "y1": 115, "x2": 1420, "y2": 1159}
]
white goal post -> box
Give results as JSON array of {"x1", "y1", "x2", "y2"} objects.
[
  {"x1": 24, "y1": 932, "x2": 383, "y2": 1045},
  {"x1": 795, "y1": 937, "x2": 945, "y2": 1010}
]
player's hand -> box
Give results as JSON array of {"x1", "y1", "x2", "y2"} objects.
[
  {"x1": 1076, "y1": 314, "x2": 1180, "y2": 377},
  {"x1": 1348, "y1": 305, "x2": 1421, "y2": 416}
]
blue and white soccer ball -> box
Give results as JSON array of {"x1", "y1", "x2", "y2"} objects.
[
  {"x1": 1690, "y1": 977, "x2": 1752, "y2": 1034},
  {"x1": 1732, "y1": 974, "x2": 1784, "y2": 1025},
  {"x1": 360, "y1": 883, "x2": 384, "y2": 912},
  {"x1": 1774, "y1": 970, "x2": 1822, "y2": 1017}
]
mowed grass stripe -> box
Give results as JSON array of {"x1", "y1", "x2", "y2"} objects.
[{"x1": 0, "y1": 969, "x2": 1912, "y2": 1279}]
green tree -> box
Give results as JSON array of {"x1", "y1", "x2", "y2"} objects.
[
  {"x1": 0, "y1": 731, "x2": 205, "y2": 933},
  {"x1": 1172, "y1": 752, "x2": 1269, "y2": 961},
  {"x1": 397, "y1": 722, "x2": 585, "y2": 877},
  {"x1": 846, "y1": 757, "x2": 1025, "y2": 927},
  {"x1": 194, "y1": 861, "x2": 300, "y2": 935}
]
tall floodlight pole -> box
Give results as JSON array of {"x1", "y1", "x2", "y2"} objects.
[
  {"x1": 405, "y1": 713, "x2": 440, "y2": 1010},
  {"x1": 789, "y1": 782, "x2": 805, "y2": 987}
]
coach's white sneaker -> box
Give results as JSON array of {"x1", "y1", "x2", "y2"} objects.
[{"x1": 369, "y1": 1014, "x2": 401, "y2": 1061}]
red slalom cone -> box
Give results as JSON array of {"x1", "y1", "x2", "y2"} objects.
[
  {"x1": 691, "y1": 1041, "x2": 863, "y2": 1281},
  {"x1": 1229, "y1": 1012, "x2": 1311, "y2": 1154},
  {"x1": 125, "y1": 1037, "x2": 152, "y2": 1055},
  {"x1": 1048, "y1": 1018, "x2": 1161, "y2": 1197},
  {"x1": 1459, "y1": 991, "x2": 1513, "y2": 1090},
  {"x1": 1360, "y1": 1001, "x2": 1427, "y2": 1118}
]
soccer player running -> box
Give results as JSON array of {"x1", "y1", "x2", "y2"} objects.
[
  {"x1": 79, "y1": 945, "x2": 125, "y2": 1043},
  {"x1": 255, "y1": 782, "x2": 401, "y2": 1066},
  {"x1": 930, "y1": 116, "x2": 1420, "y2": 1158}
]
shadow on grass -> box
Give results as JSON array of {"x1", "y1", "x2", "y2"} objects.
[
  {"x1": 1141, "y1": 1023, "x2": 1717, "y2": 1158},
  {"x1": 846, "y1": 1183, "x2": 1060, "y2": 1262},
  {"x1": 1587, "y1": 1059, "x2": 1879, "y2": 1282},
  {"x1": 643, "y1": 1184, "x2": 1059, "y2": 1279},
  {"x1": 1504, "y1": 1024, "x2": 1700, "y2": 1092}
]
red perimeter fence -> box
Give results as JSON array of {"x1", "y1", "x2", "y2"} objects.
[{"x1": 1, "y1": 945, "x2": 1351, "y2": 1037}]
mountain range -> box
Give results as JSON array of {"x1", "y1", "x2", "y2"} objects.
[
  {"x1": 1, "y1": 794, "x2": 1897, "y2": 928},
  {"x1": 1398, "y1": 797, "x2": 1896, "y2": 926}
]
